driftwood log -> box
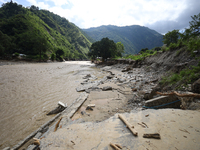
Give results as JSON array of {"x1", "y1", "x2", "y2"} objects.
[
  {"x1": 118, "y1": 114, "x2": 138, "y2": 136},
  {"x1": 156, "y1": 91, "x2": 200, "y2": 98}
]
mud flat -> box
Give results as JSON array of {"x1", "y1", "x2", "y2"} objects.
[{"x1": 34, "y1": 63, "x2": 200, "y2": 150}]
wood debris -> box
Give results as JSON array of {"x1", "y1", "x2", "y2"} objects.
[
  {"x1": 54, "y1": 117, "x2": 63, "y2": 132},
  {"x1": 110, "y1": 143, "x2": 122, "y2": 150},
  {"x1": 143, "y1": 133, "x2": 161, "y2": 139},
  {"x1": 33, "y1": 138, "x2": 40, "y2": 145},
  {"x1": 118, "y1": 114, "x2": 138, "y2": 136},
  {"x1": 138, "y1": 122, "x2": 148, "y2": 128}
]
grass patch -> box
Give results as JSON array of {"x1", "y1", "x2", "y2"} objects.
[
  {"x1": 122, "y1": 49, "x2": 158, "y2": 61},
  {"x1": 160, "y1": 63, "x2": 200, "y2": 87}
]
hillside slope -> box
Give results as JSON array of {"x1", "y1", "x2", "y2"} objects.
[
  {"x1": 82, "y1": 25, "x2": 163, "y2": 54},
  {"x1": 0, "y1": 2, "x2": 91, "y2": 60}
]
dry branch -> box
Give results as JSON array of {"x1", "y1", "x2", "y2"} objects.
[
  {"x1": 110, "y1": 143, "x2": 121, "y2": 150},
  {"x1": 118, "y1": 114, "x2": 138, "y2": 136},
  {"x1": 33, "y1": 138, "x2": 40, "y2": 145},
  {"x1": 54, "y1": 117, "x2": 62, "y2": 132}
]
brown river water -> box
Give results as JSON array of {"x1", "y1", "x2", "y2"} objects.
[{"x1": 0, "y1": 61, "x2": 101, "y2": 149}]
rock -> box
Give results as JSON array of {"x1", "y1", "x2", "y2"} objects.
[
  {"x1": 127, "y1": 71, "x2": 133, "y2": 74},
  {"x1": 145, "y1": 95, "x2": 180, "y2": 109},
  {"x1": 3, "y1": 147, "x2": 10, "y2": 150},
  {"x1": 86, "y1": 106, "x2": 93, "y2": 111},
  {"x1": 89, "y1": 86, "x2": 100, "y2": 90},
  {"x1": 27, "y1": 145, "x2": 38, "y2": 150},
  {"x1": 102, "y1": 86, "x2": 112, "y2": 91},
  {"x1": 83, "y1": 74, "x2": 91, "y2": 79},
  {"x1": 118, "y1": 78, "x2": 126, "y2": 83},
  {"x1": 192, "y1": 78, "x2": 200, "y2": 93},
  {"x1": 76, "y1": 83, "x2": 99, "y2": 92},
  {"x1": 132, "y1": 88, "x2": 137, "y2": 92},
  {"x1": 143, "y1": 91, "x2": 151, "y2": 100},
  {"x1": 107, "y1": 75, "x2": 114, "y2": 79},
  {"x1": 81, "y1": 111, "x2": 85, "y2": 115},
  {"x1": 40, "y1": 126, "x2": 49, "y2": 133},
  {"x1": 122, "y1": 66, "x2": 132, "y2": 72},
  {"x1": 34, "y1": 132, "x2": 42, "y2": 139},
  {"x1": 187, "y1": 102, "x2": 200, "y2": 110}
]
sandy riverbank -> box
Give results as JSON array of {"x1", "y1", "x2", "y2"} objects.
[
  {"x1": 35, "y1": 63, "x2": 200, "y2": 150},
  {"x1": 1, "y1": 61, "x2": 200, "y2": 150}
]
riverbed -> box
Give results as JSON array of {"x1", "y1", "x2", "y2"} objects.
[{"x1": 0, "y1": 61, "x2": 102, "y2": 149}]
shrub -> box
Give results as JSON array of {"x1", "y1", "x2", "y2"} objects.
[
  {"x1": 169, "y1": 43, "x2": 178, "y2": 50},
  {"x1": 187, "y1": 37, "x2": 200, "y2": 52},
  {"x1": 51, "y1": 53, "x2": 56, "y2": 61},
  {"x1": 14, "y1": 52, "x2": 19, "y2": 57}
]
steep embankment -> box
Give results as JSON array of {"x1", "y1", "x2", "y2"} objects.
[
  {"x1": 113, "y1": 47, "x2": 200, "y2": 93},
  {"x1": 82, "y1": 25, "x2": 163, "y2": 54}
]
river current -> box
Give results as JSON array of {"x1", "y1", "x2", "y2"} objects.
[{"x1": 0, "y1": 61, "x2": 99, "y2": 149}]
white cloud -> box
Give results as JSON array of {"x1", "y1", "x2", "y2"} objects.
[
  {"x1": 44, "y1": 0, "x2": 69, "y2": 6},
  {"x1": 22, "y1": 0, "x2": 199, "y2": 33}
]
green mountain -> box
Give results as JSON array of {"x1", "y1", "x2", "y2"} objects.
[
  {"x1": 0, "y1": 1, "x2": 91, "y2": 60},
  {"x1": 82, "y1": 25, "x2": 163, "y2": 54}
]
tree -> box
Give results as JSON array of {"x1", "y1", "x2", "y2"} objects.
[
  {"x1": 88, "y1": 38, "x2": 118, "y2": 62},
  {"x1": 56, "y1": 48, "x2": 64, "y2": 61},
  {"x1": 163, "y1": 30, "x2": 179, "y2": 46},
  {"x1": 116, "y1": 42, "x2": 124, "y2": 57},
  {"x1": 189, "y1": 13, "x2": 200, "y2": 37}
]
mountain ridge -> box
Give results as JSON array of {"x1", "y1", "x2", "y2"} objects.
[
  {"x1": 0, "y1": 2, "x2": 91, "y2": 60},
  {"x1": 82, "y1": 25, "x2": 164, "y2": 54}
]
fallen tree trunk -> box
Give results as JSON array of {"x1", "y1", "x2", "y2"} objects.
[{"x1": 156, "y1": 91, "x2": 200, "y2": 98}]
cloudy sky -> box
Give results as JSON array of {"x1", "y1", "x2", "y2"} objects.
[{"x1": 0, "y1": 0, "x2": 199, "y2": 34}]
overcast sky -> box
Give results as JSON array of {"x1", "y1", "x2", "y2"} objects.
[{"x1": 0, "y1": 0, "x2": 199, "y2": 34}]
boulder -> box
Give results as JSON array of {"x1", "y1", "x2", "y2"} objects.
[
  {"x1": 192, "y1": 78, "x2": 200, "y2": 94},
  {"x1": 83, "y1": 74, "x2": 91, "y2": 79},
  {"x1": 118, "y1": 78, "x2": 126, "y2": 83},
  {"x1": 102, "y1": 86, "x2": 112, "y2": 91},
  {"x1": 122, "y1": 66, "x2": 132, "y2": 72},
  {"x1": 107, "y1": 75, "x2": 114, "y2": 79},
  {"x1": 145, "y1": 95, "x2": 180, "y2": 109}
]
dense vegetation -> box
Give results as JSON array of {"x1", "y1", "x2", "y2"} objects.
[
  {"x1": 88, "y1": 37, "x2": 124, "y2": 61},
  {"x1": 0, "y1": 1, "x2": 92, "y2": 61},
  {"x1": 160, "y1": 13, "x2": 200, "y2": 89},
  {"x1": 82, "y1": 25, "x2": 163, "y2": 54}
]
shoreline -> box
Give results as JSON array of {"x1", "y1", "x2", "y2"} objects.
[{"x1": 2, "y1": 60, "x2": 200, "y2": 149}]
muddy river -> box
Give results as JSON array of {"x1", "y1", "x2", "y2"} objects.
[{"x1": 0, "y1": 61, "x2": 101, "y2": 149}]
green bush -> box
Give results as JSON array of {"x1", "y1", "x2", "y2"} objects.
[
  {"x1": 169, "y1": 43, "x2": 177, "y2": 50},
  {"x1": 14, "y1": 52, "x2": 19, "y2": 57},
  {"x1": 51, "y1": 53, "x2": 56, "y2": 61},
  {"x1": 187, "y1": 37, "x2": 200, "y2": 52}
]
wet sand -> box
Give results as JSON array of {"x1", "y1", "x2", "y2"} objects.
[
  {"x1": 0, "y1": 61, "x2": 101, "y2": 149},
  {"x1": 39, "y1": 63, "x2": 200, "y2": 150}
]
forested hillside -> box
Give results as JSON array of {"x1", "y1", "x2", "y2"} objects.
[
  {"x1": 82, "y1": 25, "x2": 163, "y2": 54},
  {"x1": 0, "y1": 1, "x2": 92, "y2": 60}
]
